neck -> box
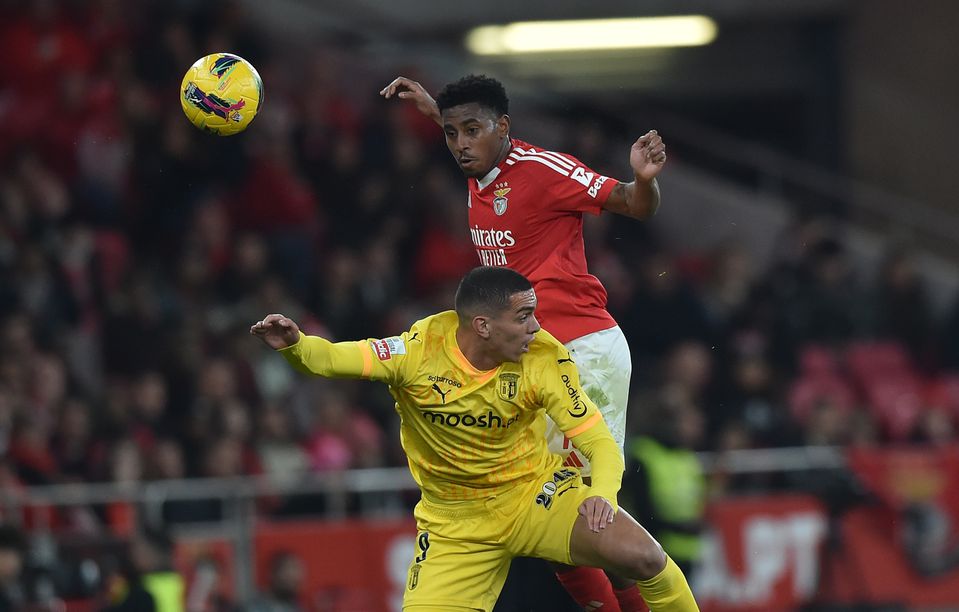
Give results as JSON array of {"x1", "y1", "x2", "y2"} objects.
[
  {"x1": 455, "y1": 325, "x2": 499, "y2": 371},
  {"x1": 497, "y1": 136, "x2": 512, "y2": 163}
]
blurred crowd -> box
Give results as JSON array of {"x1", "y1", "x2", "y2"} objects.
[{"x1": 1, "y1": 0, "x2": 959, "y2": 532}]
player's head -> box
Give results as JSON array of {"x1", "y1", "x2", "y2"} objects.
[
  {"x1": 455, "y1": 266, "x2": 539, "y2": 363},
  {"x1": 437, "y1": 75, "x2": 511, "y2": 178}
]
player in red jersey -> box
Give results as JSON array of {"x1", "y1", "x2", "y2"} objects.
[{"x1": 382, "y1": 74, "x2": 670, "y2": 612}]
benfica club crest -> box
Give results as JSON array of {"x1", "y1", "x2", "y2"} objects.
[
  {"x1": 498, "y1": 372, "x2": 519, "y2": 401},
  {"x1": 492, "y1": 187, "x2": 511, "y2": 216}
]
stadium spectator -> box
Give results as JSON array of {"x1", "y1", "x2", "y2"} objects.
[
  {"x1": 871, "y1": 248, "x2": 935, "y2": 369},
  {"x1": 625, "y1": 390, "x2": 707, "y2": 578},
  {"x1": 0, "y1": 524, "x2": 27, "y2": 611},
  {"x1": 246, "y1": 551, "x2": 305, "y2": 612}
]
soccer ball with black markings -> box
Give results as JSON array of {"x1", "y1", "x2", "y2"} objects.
[{"x1": 180, "y1": 53, "x2": 263, "y2": 136}]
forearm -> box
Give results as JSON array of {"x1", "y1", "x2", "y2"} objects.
[
  {"x1": 427, "y1": 102, "x2": 441, "y2": 126},
  {"x1": 624, "y1": 177, "x2": 661, "y2": 219},
  {"x1": 278, "y1": 332, "x2": 369, "y2": 378},
  {"x1": 605, "y1": 178, "x2": 661, "y2": 220},
  {"x1": 570, "y1": 419, "x2": 625, "y2": 510}
]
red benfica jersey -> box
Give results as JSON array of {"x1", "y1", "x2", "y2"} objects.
[{"x1": 467, "y1": 138, "x2": 619, "y2": 343}]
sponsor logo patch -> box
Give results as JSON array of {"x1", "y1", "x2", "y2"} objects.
[
  {"x1": 370, "y1": 336, "x2": 406, "y2": 361},
  {"x1": 561, "y1": 374, "x2": 589, "y2": 417},
  {"x1": 535, "y1": 469, "x2": 578, "y2": 510}
]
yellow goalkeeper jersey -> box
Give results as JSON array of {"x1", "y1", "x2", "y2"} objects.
[{"x1": 279, "y1": 311, "x2": 623, "y2": 506}]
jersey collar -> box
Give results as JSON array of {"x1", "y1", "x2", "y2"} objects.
[{"x1": 476, "y1": 166, "x2": 501, "y2": 191}]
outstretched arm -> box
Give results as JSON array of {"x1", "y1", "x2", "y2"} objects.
[
  {"x1": 602, "y1": 130, "x2": 667, "y2": 220},
  {"x1": 251, "y1": 314, "x2": 393, "y2": 382},
  {"x1": 380, "y1": 76, "x2": 441, "y2": 126}
]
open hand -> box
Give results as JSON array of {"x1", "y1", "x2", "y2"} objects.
[
  {"x1": 380, "y1": 76, "x2": 441, "y2": 125},
  {"x1": 250, "y1": 314, "x2": 301, "y2": 350}
]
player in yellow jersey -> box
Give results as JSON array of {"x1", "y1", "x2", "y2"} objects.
[{"x1": 251, "y1": 267, "x2": 698, "y2": 612}]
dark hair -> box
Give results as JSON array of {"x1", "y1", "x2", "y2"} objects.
[
  {"x1": 436, "y1": 74, "x2": 509, "y2": 117},
  {"x1": 455, "y1": 266, "x2": 532, "y2": 320}
]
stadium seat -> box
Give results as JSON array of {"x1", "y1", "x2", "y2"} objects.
[
  {"x1": 798, "y1": 344, "x2": 842, "y2": 377},
  {"x1": 845, "y1": 340, "x2": 915, "y2": 385},
  {"x1": 924, "y1": 374, "x2": 959, "y2": 421},
  {"x1": 864, "y1": 376, "x2": 925, "y2": 442},
  {"x1": 788, "y1": 374, "x2": 857, "y2": 425}
]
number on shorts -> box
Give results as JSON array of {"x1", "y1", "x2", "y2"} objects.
[{"x1": 415, "y1": 532, "x2": 430, "y2": 563}]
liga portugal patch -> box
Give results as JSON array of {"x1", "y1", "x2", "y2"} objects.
[
  {"x1": 370, "y1": 337, "x2": 406, "y2": 361},
  {"x1": 371, "y1": 339, "x2": 391, "y2": 360}
]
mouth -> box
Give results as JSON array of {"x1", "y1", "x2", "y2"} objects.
[{"x1": 458, "y1": 158, "x2": 476, "y2": 169}]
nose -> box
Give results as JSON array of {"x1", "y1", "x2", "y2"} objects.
[
  {"x1": 456, "y1": 133, "x2": 470, "y2": 154},
  {"x1": 528, "y1": 315, "x2": 541, "y2": 334}
]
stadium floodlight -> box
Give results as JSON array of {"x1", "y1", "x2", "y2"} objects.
[{"x1": 466, "y1": 16, "x2": 718, "y2": 55}]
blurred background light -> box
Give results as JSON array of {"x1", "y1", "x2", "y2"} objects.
[{"x1": 466, "y1": 16, "x2": 718, "y2": 55}]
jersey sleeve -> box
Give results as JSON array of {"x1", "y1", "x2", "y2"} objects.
[
  {"x1": 544, "y1": 153, "x2": 618, "y2": 216},
  {"x1": 538, "y1": 353, "x2": 624, "y2": 507},
  {"x1": 278, "y1": 328, "x2": 418, "y2": 387}
]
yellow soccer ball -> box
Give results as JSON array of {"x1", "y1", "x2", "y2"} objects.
[{"x1": 180, "y1": 53, "x2": 263, "y2": 136}]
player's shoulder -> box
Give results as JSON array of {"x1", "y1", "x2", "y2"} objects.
[
  {"x1": 508, "y1": 138, "x2": 555, "y2": 154},
  {"x1": 505, "y1": 138, "x2": 580, "y2": 180},
  {"x1": 525, "y1": 327, "x2": 568, "y2": 363},
  {"x1": 405, "y1": 311, "x2": 457, "y2": 347},
  {"x1": 411, "y1": 310, "x2": 457, "y2": 332},
  {"x1": 508, "y1": 138, "x2": 576, "y2": 159},
  {"x1": 371, "y1": 311, "x2": 453, "y2": 364}
]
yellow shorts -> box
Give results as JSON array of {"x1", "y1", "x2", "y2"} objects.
[{"x1": 402, "y1": 464, "x2": 594, "y2": 611}]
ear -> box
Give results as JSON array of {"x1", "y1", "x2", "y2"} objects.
[
  {"x1": 496, "y1": 114, "x2": 510, "y2": 138},
  {"x1": 471, "y1": 315, "x2": 491, "y2": 339}
]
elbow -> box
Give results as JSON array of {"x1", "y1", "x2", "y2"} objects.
[
  {"x1": 645, "y1": 199, "x2": 661, "y2": 219},
  {"x1": 628, "y1": 201, "x2": 658, "y2": 221}
]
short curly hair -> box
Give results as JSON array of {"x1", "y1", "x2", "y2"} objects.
[{"x1": 436, "y1": 74, "x2": 509, "y2": 117}]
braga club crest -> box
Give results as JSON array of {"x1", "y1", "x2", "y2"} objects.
[
  {"x1": 492, "y1": 185, "x2": 511, "y2": 215},
  {"x1": 498, "y1": 372, "x2": 519, "y2": 400}
]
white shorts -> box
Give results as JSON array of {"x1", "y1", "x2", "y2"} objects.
[{"x1": 545, "y1": 325, "x2": 631, "y2": 478}]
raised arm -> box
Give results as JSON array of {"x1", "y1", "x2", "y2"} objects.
[
  {"x1": 380, "y1": 76, "x2": 442, "y2": 126},
  {"x1": 602, "y1": 130, "x2": 667, "y2": 220}
]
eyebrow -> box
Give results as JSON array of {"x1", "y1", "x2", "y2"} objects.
[{"x1": 443, "y1": 117, "x2": 484, "y2": 128}]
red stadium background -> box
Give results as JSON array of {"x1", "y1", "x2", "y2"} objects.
[{"x1": 2, "y1": 0, "x2": 959, "y2": 610}]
